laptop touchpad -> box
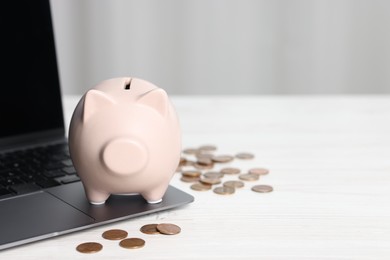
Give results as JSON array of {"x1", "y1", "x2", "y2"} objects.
[{"x1": 0, "y1": 192, "x2": 94, "y2": 246}]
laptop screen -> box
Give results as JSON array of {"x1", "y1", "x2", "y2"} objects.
[{"x1": 0, "y1": 0, "x2": 64, "y2": 140}]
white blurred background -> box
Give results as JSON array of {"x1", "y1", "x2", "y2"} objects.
[{"x1": 51, "y1": 0, "x2": 390, "y2": 95}]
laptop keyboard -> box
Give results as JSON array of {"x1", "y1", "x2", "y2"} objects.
[{"x1": 0, "y1": 143, "x2": 80, "y2": 199}]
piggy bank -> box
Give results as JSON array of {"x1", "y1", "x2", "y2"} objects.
[{"x1": 68, "y1": 77, "x2": 181, "y2": 205}]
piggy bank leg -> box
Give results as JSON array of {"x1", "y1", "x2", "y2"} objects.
[
  {"x1": 84, "y1": 187, "x2": 110, "y2": 205},
  {"x1": 141, "y1": 185, "x2": 169, "y2": 204}
]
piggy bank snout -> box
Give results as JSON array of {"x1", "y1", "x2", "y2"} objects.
[{"x1": 102, "y1": 138, "x2": 148, "y2": 176}]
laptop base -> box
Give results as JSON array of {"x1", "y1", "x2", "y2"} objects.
[{"x1": 0, "y1": 182, "x2": 194, "y2": 251}]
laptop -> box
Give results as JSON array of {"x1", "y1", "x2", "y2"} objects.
[{"x1": 0, "y1": 0, "x2": 193, "y2": 251}]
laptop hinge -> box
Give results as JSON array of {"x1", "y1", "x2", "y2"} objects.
[{"x1": 0, "y1": 129, "x2": 66, "y2": 152}]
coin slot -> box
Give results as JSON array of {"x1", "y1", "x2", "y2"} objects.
[{"x1": 124, "y1": 79, "x2": 132, "y2": 90}]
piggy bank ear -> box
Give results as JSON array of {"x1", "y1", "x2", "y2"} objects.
[
  {"x1": 83, "y1": 89, "x2": 115, "y2": 122},
  {"x1": 137, "y1": 88, "x2": 168, "y2": 116}
]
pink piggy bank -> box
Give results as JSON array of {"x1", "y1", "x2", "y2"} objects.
[{"x1": 68, "y1": 77, "x2": 181, "y2": 205}]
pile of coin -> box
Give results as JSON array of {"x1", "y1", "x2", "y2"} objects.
[
  {"x1": 76, "y1": 223, "x2": 180, "y2": 254},
  {"x1": 76, "y1": 144, "x2": 271, "y2": 254},
  {"x1": 140, "y1": 223, "x2": 181, "y2": 235},
  {"x1": 178, "y1": 145, "x2": 273, "y2": 195}
]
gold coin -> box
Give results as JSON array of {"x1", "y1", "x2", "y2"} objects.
[
  {"x1": 102, "y1": 229, "x2": 128, "y2": 240},
  {"x1": 235, "y1": 152, "x2": 255, "y2": 159},
  {"x1": 220, "y1": 167, "x2": 241, "y2": 175},
  {"x1": 223, "y1": 180, "x2": 244, "y2": 189},
  {"x1": 211, "y1": 155, "x2": 234, "y2": 163},
  {"x1": 140, "y1": 224, "x2": 160, "y2": 235},
  {"x1": 182, "y1": 160, "x2": 195, "y2": 166},
  {"x1": 156, "y1": 223, "x2": 181, "y2": 235},
  {"x1": 200, "y1": 177, "x2": 222, "y2": 185},
  {"x1": 181, "y1": 170, "x2": 202, "y2": 178},
  {"x1": 249, "y1": 168, "x2": 269, "y2": 175},
  {"x1": 251, "y1": 185, "x2": 273, "y2": 193},
  {"x1": 213, "y1": 186, "x2": 235, "y2": 195},
  {"x1": 180, "y1": 176, "x2": 200, "y2": 182},
  {"x1": 190, "y1": 182, "x2": 212, "y2": 191},
  {"x1": 179, "y1": 157, "x2": 187, "y2": 166},
  {"x1": 203, "y1": 171, "x2": 224, "y2": 179},
  {"x1": 193, "y1": 162, "x2": 214, "y2": 170},
  {"x1": 239, "y1": 173, "x2": 259, "y2": 181},
  {"x1": 76, "y1": 242, "x2": 103, "y2": 254},
  {"x1": 119, "y1": 238, "x2": 145, "y2": 249},
  {"x1": 198, "y1": 145, "x2": 217, "y2": 152}
]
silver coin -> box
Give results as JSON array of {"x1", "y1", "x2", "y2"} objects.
[
  {"x1": 235, "y1": 152, "x2": 255, "y2": 159},
  {"x1": 211, "y1": 155, "x2": 234, "y2": 163},
  {"x1": 220, "y1": 167, "x2": 240, "y2": 175},
  {"x1": 251, "y1": 185, "x2": 273, "y2": 193},
  {"x1": 203, "y1": 171, "x2": 224, "y2": 179},
  {"x1": 190, "y1": 183, "x2": 212, "y2": 191},
  {"x1": 249, "y1": 168, "x2": 269, "y2": 175},
  {"x1": 238, "y1": 173, "x2": 259, "y2": 181},
  {"x1": 223, "y1": 180, "x2": 244, "y2": 189},
  {"x1": 213, "y1": 186, "x2": 235, "y2": 195},
  {"x1": 183, "y1": 148, "x2": 199, "y2": 155},
  {"x1": 198, "y1": 145, "x2": 217, "y2": 152}
]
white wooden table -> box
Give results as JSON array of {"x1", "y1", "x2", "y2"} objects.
[{"x1": 2, "y1": 95, "x2": 390, "y2": 259}]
